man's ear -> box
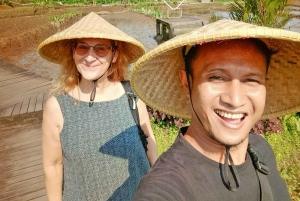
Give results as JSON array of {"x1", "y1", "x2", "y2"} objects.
[
  {"x1": 179, "y1": 69, "x2": 190, "y2": 97},
  {"x1": 112, "y1": 50, "x2": 119, "y2": 63}
]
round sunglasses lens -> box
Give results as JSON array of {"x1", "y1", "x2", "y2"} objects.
[
  {"x1": 74, "y1": 43, "x2": 112, "y2": 57},
  {"x1": 94, "y1": 45, "x2": 110, "y2": 57},
  {"x1": 75, "y1": 44, "x2": 89, "y2": 55}
]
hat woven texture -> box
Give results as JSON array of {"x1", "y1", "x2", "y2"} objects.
[
  {"x1": 38, "y1": 12, "x2": 145, "y2": 65},
  {"x1": 131, "y1": 19, "x2": 300, "y2": 120}
]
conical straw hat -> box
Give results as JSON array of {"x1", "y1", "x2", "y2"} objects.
[
  {"x1": 38, "y1": 12, "x2": 145, "y2": 66},
  {"x1": 131, "y1": 19, "x2": 300, "y2": 120}
]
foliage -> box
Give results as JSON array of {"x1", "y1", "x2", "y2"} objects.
[
  {"x1": 50, "y1": 10, "x2": 82, "y2": 22},
  {"x1": 147, "y1": 106, "x2": 190, "y2": 131},
  {"x1": 0, "y1": 0, "x2": 13, "y2": 7},
  {"x1": 33, "y1": 0, "x2": 54, "y2": 8},
  {"x1": 132, "y1": 3, "x2": 166, "y2": 18},
  {"x1": 228, "y1": 0, "x2": 292, "y2": 28},
  {"x1": 209, "y1": 13, "x2": 223, "y2": 22},
  {"x1": 151, "y1": 121, "x2": 178, "y2": 155},
  {"x1": 265, "y1": 113, "x2": 300, "y2": 199},
  {"x1": 251, "y1": 117, "x2": 283, "y2": 135}
]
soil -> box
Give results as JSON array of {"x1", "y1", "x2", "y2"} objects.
[
  {"x1": 1, "y1": 2, "x2": 299, "y2": 77},
  {"x1": 0, "y1": 5, "x2": 160, "y2": 78},
  {"x1": 0, "y1": 3, "x2": 221, "y2": 78},
  {"x1": 0, "y1": 5, "x2": 135, "y2": 64}
]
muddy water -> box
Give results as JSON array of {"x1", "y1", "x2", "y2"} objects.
[{"x1": 17, "y1": 12, "x2": 157, "y2": 79}]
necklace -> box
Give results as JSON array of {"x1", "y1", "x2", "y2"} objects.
[{"x1": 73, "y1": 85, "x2": 81, "y2": 106}]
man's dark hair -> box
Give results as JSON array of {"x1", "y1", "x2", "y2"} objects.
[{"x1": 183, "y1": 38, "x2": 274, "y2": 77}]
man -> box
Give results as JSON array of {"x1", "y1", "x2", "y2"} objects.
[{"x1": 130, "y1": 20, "x2": 300, "y2": 200}]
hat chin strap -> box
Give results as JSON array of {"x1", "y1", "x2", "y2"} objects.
[
  {"x1": 185, "y1": 69, "x2": 240, "y2": 191},
  {"x1": 89, "y1": 57, "x2": 114, "y2": 105},
  {"x1": 222, "y1": 146, "x2": 240, "y2": 191}
]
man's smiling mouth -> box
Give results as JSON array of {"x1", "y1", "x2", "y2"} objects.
[{"x1": 215, "y1": 109, "x2": 246, "y2": 120}]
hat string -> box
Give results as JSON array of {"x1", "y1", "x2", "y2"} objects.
[
  {"x1": 222, "y1": 146, "x2": 240, "y2": 191},
  {"x1": 89, "y1": 66, "x2": 109, "y2": 105},
  {"x1": 184, "y1": 66, "x2": 204, "y2": 128},
  {"x1": 89, "y1": 53, "x2": 116, "y2": 106}
]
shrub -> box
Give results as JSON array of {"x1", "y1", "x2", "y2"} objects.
[
  {"x1": 147, "y1": 106, "x2": 189, "y2": 131},
  {"x1": 251, "y1": 117, "x2": 283, "y2": 135},
  {"x1": 265, "y1": 113, "x2": 300, "y2": 200}
]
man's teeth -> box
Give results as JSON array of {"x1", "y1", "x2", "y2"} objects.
[{"x1": 215, "y1": 110, "x2": 244, "y2": 119}]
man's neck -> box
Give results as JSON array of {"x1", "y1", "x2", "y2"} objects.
[{"x1": 183, "y1": 124, "x2": 249, "y2": 165}]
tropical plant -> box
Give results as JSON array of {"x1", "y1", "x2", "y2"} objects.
[
  {"x1": 228, "y1": 0, "x2": 292, "y2": 28},
  {"x1": 209, "y1": 13, "x2": 223, "y2": 22}
]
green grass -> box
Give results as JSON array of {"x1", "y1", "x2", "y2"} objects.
[
  {"x1": 133, "y1": 7, "x2": 166, "y2": 18},
  {"x1": 152, "y1": 123, "x2": 178, "y2": 155},
  {"x1": 49, "y1": 10, "x2": 82, "y2": 22}
]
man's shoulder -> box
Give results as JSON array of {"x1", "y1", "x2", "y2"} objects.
[
  {"x1": 134, "y1": 136, "x2": 196, "y2": 201},
  {"x1": 150, "y1": 137, "x2": 188, "y2": 170},
  {"x1": 133, "y1": 141, "x2": 198, "y2": 201},
  {"x1": 248, "y1": 132, "x2": 271, "y2": 150}
]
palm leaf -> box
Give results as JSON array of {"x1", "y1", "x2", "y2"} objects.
[{"x1": 228, "y1": 0, "x2": 291, "y2": 28}]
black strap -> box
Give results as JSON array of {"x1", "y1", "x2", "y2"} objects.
[
  {"x1": 222, "y1": 146, "x2": 240, "y2": 191},
  {"x1": 121, "y1": 80, "x2": 148, "y2": 152},
  {"x1": 247, "y1": 144, "x2": 274, "y2": 201}
]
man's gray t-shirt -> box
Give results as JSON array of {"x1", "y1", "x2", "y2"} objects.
[{"x1": 133, "y1": 127, "x2": 290, "y2": 201}]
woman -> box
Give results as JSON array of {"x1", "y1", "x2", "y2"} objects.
[{"x1": 38, "y1": 12, "x2": 158, "y2": 201}]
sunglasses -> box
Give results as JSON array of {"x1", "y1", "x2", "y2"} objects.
[{"x1": 73, "y1": 42, "x2": 115, "y2": 57}]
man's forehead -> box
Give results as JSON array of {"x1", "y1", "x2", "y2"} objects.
[{"x1": 190, "y1": 39, "x2": 268, "y2": 75}]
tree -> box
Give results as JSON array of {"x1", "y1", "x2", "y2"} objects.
[{"x1": 229, "y1": 0, "x2": 292, "y2": 28}]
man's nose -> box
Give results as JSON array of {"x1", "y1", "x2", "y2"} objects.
[{"x1": 220, "y1": 80, "x2": 246, "y2": 108}]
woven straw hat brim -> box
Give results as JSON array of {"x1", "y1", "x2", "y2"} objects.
[
  {"x1": 38, "y1": 12, "x2": 145, "y2": 65},
  {"x1": 131, "y1": 19, "x2": 300, "y2": 120}
]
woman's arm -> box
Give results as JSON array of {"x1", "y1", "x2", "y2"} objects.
[
  {"x1": 42, "y1": 96, "x2": 64, "y2": 201},
  {"x1": 137, "y1": 100, "x2": 158, "y2": 166}
]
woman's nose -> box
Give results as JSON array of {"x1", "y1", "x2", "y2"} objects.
[
  {"x1": 85, "y1": 48, "x2": 97, "y2": 61},
  {"x1": 220, "y1": 80, "x2": 246, "y2": 109}
]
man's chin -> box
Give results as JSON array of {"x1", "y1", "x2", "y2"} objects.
[{"x1": 209, "y1": 131, "x2": 248, "y2": 147}]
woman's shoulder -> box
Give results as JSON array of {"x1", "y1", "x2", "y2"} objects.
[{"x1": 44, "y1": 95, "x2": 62, "y2": 114}]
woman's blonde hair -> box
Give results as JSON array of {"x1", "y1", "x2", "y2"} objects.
[{"x1": 49, "y1": 39, "x2": 129, "y2": 96}]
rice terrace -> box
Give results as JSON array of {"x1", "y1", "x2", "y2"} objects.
[{"x1": 0, "y1": 0, "x2": 300, "y2": 200}]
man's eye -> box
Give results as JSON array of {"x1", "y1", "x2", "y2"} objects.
[
  {"x1": 245, "y1": 78, "x2": 260, "y2": 83},
  {"x1": 209, "y1": 76, "x2": 224, "y2": 80}
]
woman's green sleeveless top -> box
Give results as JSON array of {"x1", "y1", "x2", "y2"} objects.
[{"x1": 56, "y1": 93, "x2": 150, "y2": 201}]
